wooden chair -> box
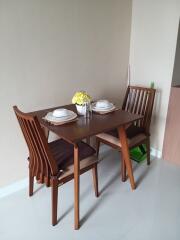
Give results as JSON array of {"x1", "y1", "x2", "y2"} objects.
[
  {"x1": 96, "y1": 86, "x2": 156, "y2": 181},
  {"x1": 13, "y1": 106, "x2": 99, "y2": 226}
]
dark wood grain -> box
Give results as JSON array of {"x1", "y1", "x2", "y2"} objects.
[
  {"x1": 118, "y1": 126, "x2": 135, "y2": 189},
  {"x1": 122, "y1": 86, "x2": 155, "y2": 134},
  {"x1": 74, "y1": 144, "x2": 80, "y2": 230},
  {"x1": 29, "y1": 104, "x2": 142, "y2": 144},
  {"x1": 96, "y1": 85, "x2": 156, "y2": 184},
  {"x1": 13, "y1": 106, "x2": 99, "y2": 228},
  {"x1": 27, "y1": 103, "x2": 143, "y2": 229}
]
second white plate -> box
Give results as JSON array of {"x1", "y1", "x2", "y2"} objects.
[{"x1": 44, "y1": 110, "x2": 77, "y2": 123}]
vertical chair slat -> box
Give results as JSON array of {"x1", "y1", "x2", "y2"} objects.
[
  {"x1": 13, "y1": 107, "x2": 58, "y2": 184},
  {"x1": 138, "y1": 90, "x2": 147, "y2": 127},
  {"x1": 18, "y1": 117, "x2": 37, "y2": 176},
  {"x1": 122, "y1": 86, "x2": 130, "y2": 111},
  {"x1": 133, "y1": 89, "x2": 140, "y2": 114},
  {"x1": 25, "y1": 119, "x2": 41, "y2": 180},
  {"x1": 133, "y1": 90, "x2": 140, "y2": 126},
  {"x1": 135, "y1": 90, "x2": 143, "y2": 126},
  {"x1": 141, "y1": 92, "x2": 149, "y2": 128},
  {"x1": 136, "y1": 90, "x2": 144, "y2": 126},
  {"x1": 129, "y1": 89, "x2": 136, "y2": 113},
  {"x1": 32, "y1": 120, "x2": 51, "y2": 184},
  {"x1": 122, "y1": 86, "x2": 156, "y2": 132},
  {"x1": 131, "y1": 90, "x2": 137, "y2": 113},
  {"x1": 14, "y1": 105, "x2": 100, "y2": 227},
  {"x1": 29, "y1": 120, "x2": 45, "y2": 183}
]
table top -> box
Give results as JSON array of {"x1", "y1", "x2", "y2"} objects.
[{"x1": 29, "y1": 104, "x2": 142, "y2": 144}]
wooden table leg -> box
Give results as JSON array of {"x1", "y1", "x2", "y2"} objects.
[
  {"x1": 74, "y1": 144, "x2": 80, "y2": 230},
  {"x1": 85, "y1": 137, "x2": 90, "y2": 145},
  {"x1": 118, "y1": 126, "x2": 136, "y2": 190}
]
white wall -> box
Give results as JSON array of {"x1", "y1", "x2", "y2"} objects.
[
  {"x1": 130, "y1": 0, "x2": 180, "y2": 152},
  {"x1": 0, "y1": 0, "x2": 132, "y2": 187}
]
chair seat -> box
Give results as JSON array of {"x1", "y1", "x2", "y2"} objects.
[
  {"x1": 49, "y1": 139, "x2": 96, "y2": 171},
  {"x1": 106, "y1": 125, "x2": 145, "y2": 139},
  {"x1": 96, "y1": 125, "x2": 147, "y2": 149}
]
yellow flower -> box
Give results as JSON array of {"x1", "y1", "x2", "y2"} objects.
[{"x1": 72, "y1": 91, "x2": 92, "y2": 105}]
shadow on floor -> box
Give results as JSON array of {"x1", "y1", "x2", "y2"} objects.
[
  {"x1": 38, "y1": 151, "x2": 155, "y2": 225},
  {"x1": 135, "y1": 161, "x2": 155, "y2": 187},
  {"x1": 99, "y1": 150, "x2": 155, "y2": 190},
  {"x1": 33, "y1": 184, "x2": 45, "y2": 194},
  {"x1": 100, "y1": 171, "x2": 120, "y2": 195},
  {"x1": 57, "y1": 184, "x2": 97, "y2": 223},
  {"x1": 80, "y1": 193, "x2": 109, "y2": 227}
]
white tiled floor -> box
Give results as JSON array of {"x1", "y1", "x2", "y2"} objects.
[{"x1": 1, "y1": 147, "x2": 180, "y2": 240}]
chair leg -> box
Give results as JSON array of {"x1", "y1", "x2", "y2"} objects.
[
  {"x1": 96, "y1": 138, "x2": 101, "y2": 157},
  {"x1": 92, "y1": 164, "x2": 99, "y2": 197},
  {"x1": 146, "y1": 137, "x2": 150, "y2": 165},
  {"x1": 86, "y1": 137, "x2": 91, "y2": 145},
  {"x1": 139, "y1": 144, "x2": 146, "y2": 155},
  {"x1": 121, "y1": 153, "x2": 127, "y2": 182},
  {"x1": 29, "y1": 170, "x2": 34, "y2": 197},
  {"x1": 51, "y1": 177, "x2": 58, "y2": 226}
]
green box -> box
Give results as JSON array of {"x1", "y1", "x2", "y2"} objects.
[{"x1": 130, "y1": 144, "x2": 147, "y2": 163}]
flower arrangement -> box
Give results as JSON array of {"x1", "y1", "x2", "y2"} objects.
[{"x1": 72, "y1": 91, "x2": 92, "y2": 105}]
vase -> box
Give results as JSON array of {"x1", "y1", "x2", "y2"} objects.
[{"x1": 76, "y1": 104, "x2": 86, "y2": 115}]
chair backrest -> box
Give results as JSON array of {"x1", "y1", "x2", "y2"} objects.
[
  {"x1": 122, "y1": 86, "x2": 156, "y2": 134},
  {"x1": 13, "y1": 106, "x2": 58, "y2": 185}
]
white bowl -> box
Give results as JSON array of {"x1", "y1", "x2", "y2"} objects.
[
  {"x1": 96, "y1": 100, "x2": 111, "y2": 108},
  {"x1": 52, "y1": 108, "x2": 69, "y2": 118}
]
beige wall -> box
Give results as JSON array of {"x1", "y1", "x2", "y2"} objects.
[
  {"x1": 0, "y1": 0, "x2": 132, "y2": 187},
  {"x1": 130, "y1": 0, "x2": 180, "y2": 152}
]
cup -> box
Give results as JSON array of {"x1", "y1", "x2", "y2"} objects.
[{"x1": 84, "y1": 101, "x2": 92, "y2": 118}]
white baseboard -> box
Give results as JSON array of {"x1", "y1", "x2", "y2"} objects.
[
  {"x1": 150, "y1": 147, "x2": 162, "y2": 159},
  {"x1": 0, "y1": 146, "x2": 162, "y2": 200},
  {"x1": 0, "y1": 178, "x2": 28, "y2": 199}
]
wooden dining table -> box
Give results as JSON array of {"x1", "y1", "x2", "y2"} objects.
[{"x1": 29, "y1": 104, "x2": 142, "y2": 229}]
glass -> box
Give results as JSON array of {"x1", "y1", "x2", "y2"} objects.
[{"x1": 84, "y1": 101, "x2": 92, "y2": 118}]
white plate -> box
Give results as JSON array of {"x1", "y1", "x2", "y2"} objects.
[
  {"x1": 92, "y1": 102, "x2": 113, "y2": 108},
  {"x1": 95, "y1": 100, "x2": 111, "y2": 108},
  {"x1": 92, "y1": 105, "x2": 116, "y2": 113},
  {"x1": 44, "y1": 111, "x2": 77, "y2": 123},
  {"x1": 92, "y1": 102, "x2": 114, "y2": 111}
]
